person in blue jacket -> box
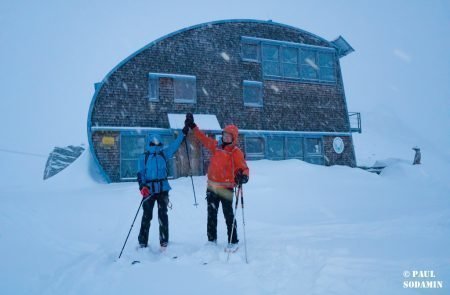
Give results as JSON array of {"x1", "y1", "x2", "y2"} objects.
[{"x1": 137, "y1": 125, "x2": 188, "y2": 250}]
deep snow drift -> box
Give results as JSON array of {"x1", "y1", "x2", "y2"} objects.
[{"x1": 1, "y1": 149, "x2": 449, "y2": 295}]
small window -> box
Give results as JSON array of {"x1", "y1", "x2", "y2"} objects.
[
  {"x1": 174, "y1": 76, "x2": 197, "y2": 103},
  {"x1": 267, "y1": 137, "x2": 285, "y2": 160},
  {"x1": 262, "y1": 45, "x2": 280, "y2": 76},
  {"x1": 286, "y1": 137, "x2": 303, "y2": 159},
  {"x1": 245, "y1": 137, "x2": 265, "y2": 159},
  {"x1": 148, "y1": 76, "x2": 159, "y2": 101},
  {"x1": 243, "y1": 81, "x2": 263, "y2": 107},
  {"x1": 242, "y1": 42, "x2": 259, "y2": 61}
]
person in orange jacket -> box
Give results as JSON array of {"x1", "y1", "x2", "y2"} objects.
[{"x1": 185, "y1": 113, "x2": 249, "y2": 250}]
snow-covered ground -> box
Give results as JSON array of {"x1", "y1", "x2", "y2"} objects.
[{"x1": 1, "y1": 147, "x2": 449, "y2": 295}]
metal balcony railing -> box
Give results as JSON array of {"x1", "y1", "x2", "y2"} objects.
[{"x1": 349, "y1": 112, "x2": 362, "y2": 133}]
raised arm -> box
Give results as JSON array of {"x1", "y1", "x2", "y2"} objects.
[
  {"x1": 163, "y1": 132, "x2": 185, "y2": 158},
  {"x1": 185, "y1": 112, "x2": 217, "y2": 152},
  {"x1": 193, "y1": 126, "x2": 217, "y2": 152}
]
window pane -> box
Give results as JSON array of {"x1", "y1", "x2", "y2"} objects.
[
  {"x1": 305, "y1": 138, "x2": 322, "y2": 155},
  {"x1": 262, "y1": 45, "x2": 279, "y2": 61},
  {"x1": 246, "y1": 137, "x2": 265, "y2": 155},
  {"x1": 243, "y1": 82, "x2": 262, "y2": 105},
  {"x1": 174, "y1": 78, "x2": 196, "y2": 102},
  {"x1": 318, "y1": 52, "x2": 334, "y2": 67},
  {"x1": 287, "y1": 137, "x2": 303, "y2": 158},
  {"x1": 263, "y1": 61, "x2": 280, "y2": 76},
  {"x1": 242, "y1": 43, "x2": 258, "y2": 60},
  {"x1": 121, "y1": 136, "x2": 145, "y2": 158},
  {"x1": 282, "y1": 47, "x2": 298, "y2": 63},
  {"x1": 319, "y1": 67, "x2": 336, "y2": 82},
  {"x1": 121, "y1": 159, "x2": 139, "y2": 179},
  {"x1": 149, "y1": 77, "x2": 158, "y2": 99},
  {"x1": 301, "y1": 66, "x2": 318, "y2": 79},
  {"x1": 282, "y1": 63, "x2": 299, "y2": 78},
  {"x1": 267, "y1": 137, "x2": 284, "y2": 159},
  {"x1": 301, "y1": 50, "x2": 316, "y2": 65}
]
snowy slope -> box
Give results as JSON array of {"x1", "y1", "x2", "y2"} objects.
[{"x1": 1, "y1": 149, "x2": 449, "y2": 295}]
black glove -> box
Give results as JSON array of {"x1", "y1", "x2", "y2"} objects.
[
  {"x1": 182, "y1": 125, "x2": 189, "y2": 135},
  {"x1": 235, "y1": 169, "x2": 249, "y2": 185},
  {"x1": 185, "y1": 113, "x2": 196, "y2": 129}
]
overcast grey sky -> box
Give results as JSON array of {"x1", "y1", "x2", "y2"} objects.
[{"x1": 0, "y1": 0, "x2": 449, "y2": 186}]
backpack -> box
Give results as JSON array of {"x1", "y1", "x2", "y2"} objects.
[{"x1": 144, "y1": 150, "x2": 169, "y2": 180}]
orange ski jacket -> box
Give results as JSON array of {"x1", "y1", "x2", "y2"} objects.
[{"x1": 193, "y1": 125, "x2": 249, "y2": 189}]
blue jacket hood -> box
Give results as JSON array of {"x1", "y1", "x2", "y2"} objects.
[{"x1": 145, "y1": 134, "x2": 164, "y2": 153}]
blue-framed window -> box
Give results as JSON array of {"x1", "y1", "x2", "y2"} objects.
[
  {"x1": 318, "y1": 52, "x2": 336, "y2": 82},
  {"x1": 282, "y1": 47, "x2": 299, "y2": 78},
  {"x1": 243, "y1": 80, "x2": 263, "y2": 107},
  {"x1": 241, "y1": 39, "x2": 260, "y2": 62},
  {"x1": 120, "y1": 135, "x2": 146, "y2": 180},
  {"x1": 304, "y1": 137, "x2": 324, "y2": 165},
  {"x1": 267, "y1": 136, "x2": 285, "y2": 160},
  {"x1": 243, "y1": 36, "x2": 336, "y2": 83},
  {"x1": 148, "y1": 73, "x2": 197, "y2": 104},
  {"x1": 286, "y1": 137, "x2": 304, "y2": 159},
  {"x1": 262, "y1": 44, "x2": 280, "y2": 76},
  {"x1": 245, "y1": 136, "x2": 265, "y2": 159},
  {"x1": 174, "y1": 76, "x2": 197, "y2": 103},
  {"x1": 301, "y1": 49, "x2": 319, "y2": 80},
  {"x1": 148, "y1": 75, "x2": 159, "y2": 101},
  {"x1": 243, "y1": 134, "x2": 323, "y2": 164}
]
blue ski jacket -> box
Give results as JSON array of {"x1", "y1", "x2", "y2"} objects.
[{"x1": 137, "y1": 133, "x2": 185, "y2": 194}]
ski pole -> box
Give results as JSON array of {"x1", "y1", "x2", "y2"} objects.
[
  {"x1": 240, "y1": 185, "x2": 249, "y2": 264},
  {"x1": 184, "y1": 137, "x2": 198, "y2": 207},
  {"x1": 118, "y1": 197, "x2": 144, "y2": 259},
  {"x1": 227, "y1": 185, "x2": 241, "y2": 262}
]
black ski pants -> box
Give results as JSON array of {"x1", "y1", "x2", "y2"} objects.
[
  {"x1": 206, "y1": 189, "x2": 238, "y2": 244},
  {"x1": 138, "y1": 191, "x2": 169, "y2": 247}
]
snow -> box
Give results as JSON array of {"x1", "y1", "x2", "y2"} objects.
[
  {"x1": 168, "y1": 113, "x2": 222, "y2": 130},
  {"x1": 1, "y1": 148, "x2": 449, "y2": 294},
  {"x1": 1, "y1": 2, "x2": 449, "y2": 294}
]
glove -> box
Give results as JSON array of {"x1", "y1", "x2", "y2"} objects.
[
  {"x1": 185, "y1": 113, "x2": 196, "y2": 129},
  {"x1": 182, "y1": 125, "x2": 189, "y2": 135},
  {"x1": 234, "y1": 169, "x2": 249, "y2": 185},
  {"x1": 140, "y1": 186, "x2": 150, "y2": 198}
]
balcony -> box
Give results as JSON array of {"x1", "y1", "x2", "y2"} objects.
[{"x1": 349, "y1": 112, "x2": 361, "y2": 133}]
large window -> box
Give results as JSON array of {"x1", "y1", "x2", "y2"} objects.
[
  {"x1": 242, "y1": 37, "x2": 336, "y2": 83},
  {"x1": 245, "y1": 137, "x2": 265, "y2": 159},
  {"x1": 174, "y1": 76, "x2": 196, "y2": 103},
  {"x1": 243, "y1": 80, "x2": 263, "y2": 107},
  {"x1": 120, "y1": 135, "x2": 145, "y2": 180}
]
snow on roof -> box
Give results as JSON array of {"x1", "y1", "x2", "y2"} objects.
[{"x1": 167, "y1": 113, "x2": 221, "y2": 131}]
